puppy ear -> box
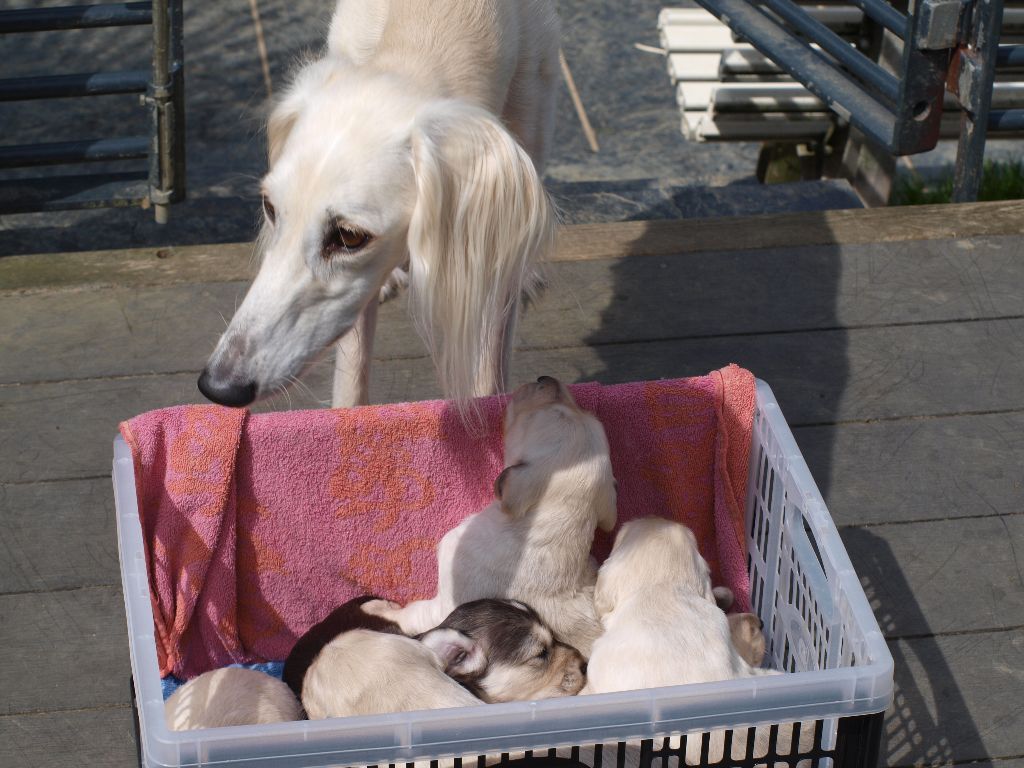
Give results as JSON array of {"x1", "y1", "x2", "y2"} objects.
[
  {"x1": 494, "y1": 462, "x2": 546, "y2": 516},
  {"x1": 713, "y1": 586, "x2": 735, "y2": 612},
  {"x1": 420, "y1": 628, "x2": 487, "y2": 679},
  {"x1": 407, "y1": 101, "x2": 555, "y2": 413}
]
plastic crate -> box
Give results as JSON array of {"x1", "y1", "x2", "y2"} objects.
[{"x1": 114, "y1": 379, "x2": 893, "y2": 768}]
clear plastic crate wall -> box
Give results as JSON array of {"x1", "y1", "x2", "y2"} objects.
[{"x1": 746, "y1": 388, "x2": 873, "y2": 677}]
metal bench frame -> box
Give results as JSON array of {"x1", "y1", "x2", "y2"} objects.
[
  {"x1": 693, "y1": 0, "x2": 1017, "y2": 201},
  {"x1": 0, "y1": 1, "x2": 185, "y2": 222}
]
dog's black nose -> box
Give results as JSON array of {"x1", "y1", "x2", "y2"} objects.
[
  {"x1": 537, "y1": 375, "x2": 557, "y2": 385},
  {"x1": 197, "y1": 369, "x2": 257, "y2": 407}
]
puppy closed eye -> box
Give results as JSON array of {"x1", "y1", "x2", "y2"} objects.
[{"x1": 322, "y1": 219, "x2": 372, "y2": 258}]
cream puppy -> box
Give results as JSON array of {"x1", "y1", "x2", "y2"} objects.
[
  {"x1": 164, "y1": 668, "x2": 302, "y2": 730},
  {"x1": 584, "y1": 518, "x2": 814, "y2": 766},
  {"x1": 302, "y1": 628, "x2": 483, "y2": 718},
  {"x1": 374, "y1": 376, "x2": 617, "y2": 655},
  {"x1": 583, "y1": 517, "x2": 763, "y2": 694}
]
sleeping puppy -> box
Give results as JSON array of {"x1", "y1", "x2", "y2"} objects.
[
  {"x1": 582, "y1": 517, "x2": 762, "y2": 694},
  {"x1": 302, "y1": 627, "x2": 483, "y2": 718},
  {"x1": 373, "y1": 376, "x2": 617, "y2": 655},
  {"x1": 164, "y1": 668, "x2": 302, "y2": 730},
  {"x1": 282, "y1": 595, "x2": 407, "y2": 700},
  {"x1": 584, "y1": 517, "x2": 809, "y2": 765},
  {"x1": 433, "y1": 599, "x2": 586, "y2": 701}
]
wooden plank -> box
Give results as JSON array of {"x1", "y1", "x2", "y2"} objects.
[
  {"x1": 6, "y1": 313, "x2": 1024, "y2": 482},
  {"x1": 0, "y1": 706, "x2": 139, "y2": 768},
  {"x1": 5, "y1": 203, "x2": 1024, "y2": 295},
  {"x1": 0, "y1": 587, "x2": 129, "y2": 714},
  {"x1": 842, "y1": 515, "x2": 1024, "y2": 638},
  {"x1": 5, "y1": 235, "x2": 1024, "y2": 386},
  {"x1": 553, "y1": 200, "x2": 1024, "y2": 262},
  {"x1": 795, "y1": 412, "x2": 1024, "y2": 527},
  {"x1": 884, "y1": 629, "x2": 1024, "y2": 767},
  {"x1": 0, "y1": 478, "x2": 120, "y2": 594}
]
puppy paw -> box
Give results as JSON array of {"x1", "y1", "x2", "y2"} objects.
[{"x1": 362, "y1": 598, "x2": 402, "y2": 620}]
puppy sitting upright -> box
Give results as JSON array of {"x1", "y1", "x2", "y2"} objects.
[{"x1": 374, "y1": 376, "x2": 617, "y2": 656}]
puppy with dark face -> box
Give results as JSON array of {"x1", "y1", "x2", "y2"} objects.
[{"x1": 430, "y1": 599, "x2": 586, "y2": 702}]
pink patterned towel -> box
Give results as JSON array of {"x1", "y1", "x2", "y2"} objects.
[{"x1": 120, "y1": 365, "x2": 756, "y2": 680}]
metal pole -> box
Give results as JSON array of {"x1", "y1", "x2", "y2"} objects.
[
  {"x1": 952, "y1": 0, "x2": 1005, "y2": 202},
  {"x1": 150, "y1": 0, "x2": 171, "y2": 223}
]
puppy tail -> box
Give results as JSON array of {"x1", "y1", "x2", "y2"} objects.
[{"x1": 407, "y1": 100, "x2": 555, "y2": 421}]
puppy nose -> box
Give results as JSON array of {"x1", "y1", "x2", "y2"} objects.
[
  {"x1": 536, "y1": 375, "x2": 559, "y2": 386},
  {"x1": 197, "y1": 368, "x2": 257, "y2": 407}
]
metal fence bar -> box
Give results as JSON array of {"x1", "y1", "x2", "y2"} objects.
[
  {"x1": 848, "y1": 0, "x2": 908, "y2": 36},
  {"x1": 148, "y1": 0, "x2": 185, "y2": 223},
  {"x1": 0, "y1": 3, "x2": 151, "y2": 34},
  {"x1": 0, "y1": 137, "x2": 150, "y2": 168},
  {"x1": 988, "y1": 108, "x2": 1024, "y2": 129},
  {"x1": 996, "y1": 43, "x2": 1024, "y2": 66},
  {"x1": 0, "y1": 70, "x2": 149, "y2": 101},
  {"x1": 696, "y1": 0, "x2": 897, "y2": 146},
  {"x1": 0, "y1": 171, "x2": 149, "y2": 213},
  {"x1": 760, "y1": 0, "x2": 902, "y2": 102},
  {"x1": 953, "y1": 0, "x2": 1005, "y2": 201}
]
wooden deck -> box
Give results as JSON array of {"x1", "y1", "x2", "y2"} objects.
[{"x1": 2, "y1": 201, "x2": 1024, "y2": 767}]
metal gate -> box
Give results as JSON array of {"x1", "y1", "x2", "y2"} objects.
[
  {"x1": 0, "y1": 0, "x2": 185, "y2": 222},
  {"x1": 693, "y1": 0, "x2": 1020, "y2": 201}
]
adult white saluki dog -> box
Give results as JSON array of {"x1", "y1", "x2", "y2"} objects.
[{"x1": 198, "y1": 0, "x2": 561, "y2": 411}]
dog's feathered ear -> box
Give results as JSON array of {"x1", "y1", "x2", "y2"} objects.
[
  {"x1": 408, "y1": 101, "x2": 555, "y2": 415},
  {"x1": 267, "y1": 60, "x2": 335, "y2": 167},
  {"x1": 419, "y1": 628, "x2": 486, "y2": 679},
  {"x1": 494, "y1": 461, "x2": 547, "y2": 517}
]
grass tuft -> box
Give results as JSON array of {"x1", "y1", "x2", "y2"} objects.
[{"x1": 892, "y1": 157, "x2": 1024, "y2": 205}]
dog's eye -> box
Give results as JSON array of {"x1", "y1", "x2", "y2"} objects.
[
  {"x1": 535, "y1": 647, "x2": 549, "y2": 661},
  {"x1": 323, "y1": 221, "x2": 372, "y2": 257},
  {"x1": 262, "y1": 195, "x2": 276, "y2": 225}
]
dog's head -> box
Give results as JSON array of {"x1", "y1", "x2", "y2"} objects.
[
  {"x1": 429, "y1": 599, "x2": 586, "y2": 702},
  {"x1": 594, "y1": 518, "x2": 714, "y2": 618},
  {"x1": 493, "y1": 377, "x2": 617, "y2": 531},
  {"x1": 198, "y1": 60, "x2": 554, "y2": 409}
]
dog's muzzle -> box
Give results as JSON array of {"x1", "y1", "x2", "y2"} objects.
[{"x1": 197, "y1": 368, "x2": 258, "y2": 408}]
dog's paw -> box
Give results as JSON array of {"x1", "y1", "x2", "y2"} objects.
[
  {"x1": 378, "y1": 266, "x2": 409, "y2": 303},
  {"x1": 362, "y1": 598, "x2": 402, "y2": 620}
]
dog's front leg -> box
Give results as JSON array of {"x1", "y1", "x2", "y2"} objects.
[{"x1": 332, "y1": 300, "x2": 378, "y2": 408}]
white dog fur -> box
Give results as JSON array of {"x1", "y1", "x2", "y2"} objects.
[
  {"x1": 164, "y1": 667, "x2": 302, "y2": 730},
  {"x1": 198, "y1": 0, "x2": 560, "y2": 411},
  {"x1": 373, "y1": 376, "x2": 617, "y2": 656},
  {"x1": 302, "y1": 628, "x2": 482, "y2": 719},
  {"x1": 584, "y1": 517, "x2": 814, "y2": 765}
]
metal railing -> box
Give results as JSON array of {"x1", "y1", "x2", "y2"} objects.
[
  {"x1": 694, "y1": 0, "x2": 1020, "y2": 201},
  {"x1": 0, "y1": 1, "x2": 185, "y2": 222}
]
